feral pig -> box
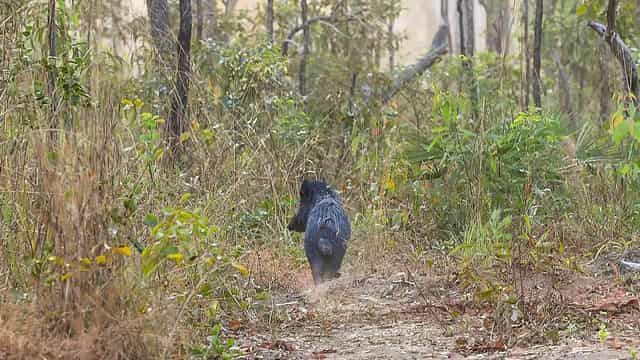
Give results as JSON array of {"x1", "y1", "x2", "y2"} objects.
[{"x1": 288, "y1": 180, "x2": 351, "y2": 285}]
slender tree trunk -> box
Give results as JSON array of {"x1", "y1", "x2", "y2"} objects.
[
  {"x1": 479, "y1": 0, "x2": 509, "y2": 56},
  {"x1": 266, "y1": 0, "x2": 274, "y2": 44},
  {"x1": 196, "y1": 0, "x2": 203, "y2": 42},
  {"x1": 588, "y1": 0, "x2": 639, "y2": 110},
  {"x1": 598, "y1": 43, "x2": 611, "y2": 126},
  {"x1": 224, "y1": 0, "x2": 239, "y2": 14},
  {"x1": 532, "y1": 0, "x2": 543, "y2": 108},
  {"x1": 457, "y1": 1, "x2": 465, "y2": 55},
  {"x1": 146, "y1": 0, "x2": 173, "y2": 70},
  {"x1": 577, "y1": 66, "x2": 585, "y2": 112},
  {"x1": 458, "y1": 0, "x2": 477, "y2": 119},
  {"x1": 167, "y1": 0, "x2": 193, "y2": 152},
  {"x1": 550, "y1": 49, "x2": 571, "y2": 117},
  {"x1": 461, "y1": 0, "x2": 474, "y2": 56},
  {"x1": 203, "y1": 0, "x2": 217, "y2": 40},
  {"x1": 299, "y1": 0, "x2": 309, "y2": 96},
  {"x1": 47, "y1": 0, "x2": 57, "y2": 142},
  {"x1": 110, "y1": 2, "x2": 120, "y2": 57},
  {"x1": 441, "y1": 0, "x2": 452, "y2": 54},
  {"x1": 522, "y1": 0, "x2": 530, "y2": 109},
  {"x1": 387, "y1": 19, "x2": 395, "y2": 71}
]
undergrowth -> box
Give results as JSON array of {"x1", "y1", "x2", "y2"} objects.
[{"x1": 1, "y1": 0, "x2": 639, "y2": 358}]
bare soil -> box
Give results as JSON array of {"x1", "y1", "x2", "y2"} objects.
[{"x1": 236, "y1": 264, "x2": 640, "y2": 359}]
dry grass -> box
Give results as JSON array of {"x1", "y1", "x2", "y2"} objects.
[{"x1": 0, "y1": 299, "x2": 158, "y2": 360}]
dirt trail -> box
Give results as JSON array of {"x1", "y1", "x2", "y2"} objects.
[{"x1": 238, "y1": 266, "x2": 638, "y2": 359}]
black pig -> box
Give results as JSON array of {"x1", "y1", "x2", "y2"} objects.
[{"x1": 288, "y1": 180, "x2": 351, "y2": 285}]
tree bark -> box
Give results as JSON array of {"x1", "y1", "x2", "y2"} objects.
[
  {"x1": 550, "y1": 49, "x2": 572, "y2": 116},
  {"x1": 479, "y1": 0, "x2": 510, "y2": 56},
  {"x1": 167, "y1": 0, "x2": 193, "y2": 151},
  {"x1": 587, "y1": 0, "x2": 639, "y2": 109},
  {"x1": 458, "y1": 0, "x2": 477, "y2": 119},
  {"x1": 458, "y1": 0, "x2": 474, "y2": 57},
  {"x1": 598, "y1": 43, "x2": 611, "y2": 125},
  {"x1": 387, "y1": 19, "x2": 395, "y2": 71},
  {"x1": 195, "y1": 0, "x2": 203, "y2": 42},
  {"x1": 383, "y1": 24, "x2": 449, "y2": 104},
  {"x1": 47, "y1": 0, "x2": 56, "y2": 103},
  {"x1": 146, "y1": 0, "x2": 173, "y2": 70},
  {"x1": 266, "y1": 0, "x2": 274, "y2": 44},
  {"x1": 441, "y1": 0, "x2": 453, "y2": 54},
  {"x1": 299, "y1": 0, "x2": 309, "y2": 96},
  {"x1": 205, "y1": 0, "x2": 217, "y2": 40},
  {"x1": 532, "y1": 0, "x2": 543, "y2": 108},
  {"x1": 522, "y1": 0, "x2": 530, "y2": 109},
  {"x1": 223, "y1": 0, "x2": 239, "y2": 14},
  {"x1": 47, "y1": 0, "x2": 57, "y2": 141}
]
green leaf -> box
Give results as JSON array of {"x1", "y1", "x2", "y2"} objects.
[
  {"x1": 576, "y1": 3, "x2": 588, "y2": 16},
  {"x1": 159, "y1": 245, "x2": 179, "y2": 257},
  {"x1": 142, "y1": 259, "x2": 157, "y2": 277},
  {"x1": 612, "y1": 120, "x2": 630, "y2": 144},
  {"x1": 143, "y1": 214, "x2": 158, "y2": 228},
  {"x1": 232, "y1": 263, "x2": 250, "y2": 277},
  {"x1": 180, "y1": 193, "x2": 192, "y2": 204}
]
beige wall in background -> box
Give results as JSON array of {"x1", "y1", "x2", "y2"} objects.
[{"x1": 126, "y1": 0, "x2": 494, "y2": 66}]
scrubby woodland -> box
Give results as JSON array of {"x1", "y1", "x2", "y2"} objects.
[{"x1": 1, "y1": 0, "x2": 640, "y2": 358}]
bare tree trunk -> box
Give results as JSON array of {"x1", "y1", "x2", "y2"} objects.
[
  {"x1": 146, "y1": 0, "x2": 173, "y2": 70},
  {"x1": 522, "y1": 0, "x2": 530, "y2": 109},
  {"x1": 577, "y1": 66, "x2": 585, "y2": 112},
  {"x1": 479, "y1": 0, "x2": 510, "y2": 56},
  {"x1": 550, "y1": 49, "x2": 572, "y2": 117},
  {"x1": 587, "y1": 0, "x2": 639, "y2": 110},
  {"x1": 441, "y1": 0, "x2": 453, "y2": 54},
  {"x1": 223, "y1": 0, "x2": 239, "y2": 14},
  {"x1": 299, "y1": 0, "x2": 309, "y2": 96},
  {"x1": 47, "y1": 0, "x2": 57, "y2": 142},
  {"x1": 458, "y1": 0, "x2": 477, "y2": 119},
  {"x1": 462, "y1": 0, "x2": 474, "y2": 56},
  {"x1": 167, "y1": 0, "x2": 193, "y2": 152},
  {"x1": 266, "y1": 0, "x2": 274, "y2": 44},
  {"x1": 387, "y1": 19, "x2": 395, "y2": 71},
  {"x1": 204, "y1": 0, "x2": 217, "y2": 40},
  {"x1": 598, "y1": 43, "x2": 611, "y2": 125},
  {"x1": 532, "y1": 0, "x2": 543, "y2": 108},
  {"x1": 195, "y1": 0, "x2": 203, "y2": 42}
]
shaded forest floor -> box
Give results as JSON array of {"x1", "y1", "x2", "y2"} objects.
[{"x1": 236, "y1": 257, "x2": 640, "y2": 359}]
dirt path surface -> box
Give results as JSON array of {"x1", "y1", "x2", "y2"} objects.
[{"x1": 237, "y1": 267, "x2": 639, "y2": 359}]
